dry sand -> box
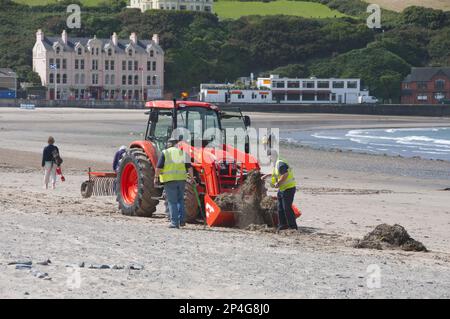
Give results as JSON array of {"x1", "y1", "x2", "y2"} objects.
[{"x1": 1, "y1": 108, "x2": 450, "y2": 299}]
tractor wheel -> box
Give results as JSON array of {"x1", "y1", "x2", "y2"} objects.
[
  {"x1": 184, "y1": 180, "x2": 200, "y2": 223},
  {"x1": 80, "y1": 181, "x2": 93, "y2": 198},
  {"x1": 116, "y1": 148, "x2": 160, "y2": 217}
]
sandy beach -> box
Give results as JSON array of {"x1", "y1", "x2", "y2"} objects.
[{"x1": 0, "y1": 107, "x2": 449, "y2": 299}]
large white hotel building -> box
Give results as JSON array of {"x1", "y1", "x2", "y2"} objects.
[{"x1": 32, "y1": 30, "x2": 164, "y2": 100}]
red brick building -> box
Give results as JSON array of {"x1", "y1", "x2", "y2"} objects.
[{"x1": 401, "y1": 67, "x2": 450, "y2": 104}]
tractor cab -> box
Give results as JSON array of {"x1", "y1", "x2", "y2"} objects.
[{"x1": 144, "y1": 100, "x2": 251, "y2": 155}]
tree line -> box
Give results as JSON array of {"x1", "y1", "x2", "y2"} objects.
[{"x1": 0, "y1": 0, "x2": 449, "y2": 102}]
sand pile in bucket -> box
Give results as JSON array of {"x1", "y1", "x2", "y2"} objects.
[
  {"x1": 354, "y1": 224, "x2": 427, "y2": 252},
  {"x1": 214, "y1": 170, "x2": 277, "y2": 229}
]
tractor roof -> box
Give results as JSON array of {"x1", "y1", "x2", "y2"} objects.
[{"x1": 145, "y1": 100, "x2": 218, "y2": 110}]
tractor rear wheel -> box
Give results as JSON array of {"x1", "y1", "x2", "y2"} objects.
[
  {"x1": 116, "y1": 148, "x2": 160, "y2": 217},
  {"x1": 184, "y1": 180, "x2": 200, "y2": 223}
]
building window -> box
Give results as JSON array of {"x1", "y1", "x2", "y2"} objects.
[
  {"x1": 111, "y1": 75, "x2": 115, "y2": 85},
  {"x1": 122, "y1": 61, "x2": 126, "y2": 71},
  {"x1": 287, "y1": 94, "x2": 300, "y2": 101},
  {"x1": 62, "y1": 74, "x2": 67, "y2": 84},
  {"x1": 134, "y1": 75, "x2": 139, "y2": 85},
  {"x1": 62, "y1": 59, "x2": 67, "y2": 69},
  {"x1": 147, "y1": 61, "x2": 151, "y2": 71},
  {"x1": 49, "y1": 73, "x2": 54, "y2": 83},
  {"x1": 75, "y1": 59, "x2": 79, "y2": 70},
  {"x1": 150, "y1": 50, "x2": 154, "y2": 57},
  {"x1": 107, "y1": 48, "x2": 112, "y2": 56},
  {"x1": 56, "y1": 47, "x2": 60, "y2": 54},
  {"x1": 56, "y1": 59, "x2": 61, "y2": 69},
  {"x1": 418, "y1": 82, "x2": 428, "y2": 90},
  {"x1": 152, "y1": 61, "x2": 156, "y2": 71},
  {"x1": 122, "y1": 75, "x2": 126, "y2": 85},
  {"x1": 92, "y1": 60, "x2": 98, "y2": 70},
  {"x1": 273, "y1": 81, "x2": 285, "y2": 88},
  {"x1": 80, "y1": 59, "x2": 84, "y2": 70},
  {"x1": 80, "y1": 74, "x2": 85, "y2": 84},
  {"x1": 435, "y1": 80, "x2": 445, "y2": 90},
  {"x1": 96, "y1": 48, "x2": 99, "y2": 56},
  {"x1": 49, "y1": 59, "x2": 54, "y2": 68},
  {"x1": 128, "y1": 49, "x2": 133, "y2": 56},
  {"x1": 56, "y1": 73, "x2": 61, "y2": 84},
  {"x1": 77, "y1": 47, "x2": 82, "y2": 55},
  {"x1": 105, "y1": 74, "x2": 109, "y2": 85},
  {"x1": 92, "y1": 74, "x2": 98, "y2": 85},
  {"x1": 317, "y1": 81, "x2": 330, "y2": 89},
  {"x1": 304, "y1": 81, "x2": 315, "y2": 89},
  {"x1": 75, "y1": 74, "x2": 79, "y2": 84},
  {"x1": 128, "y1": 61, "x2": 133, "y2": 71},
  {"x1": 302, "y1": 93, "x2": 315, "y2": 101},
  {"x1": 147, "y1": 75, "x2": 151, "y2": 86},
  {"x1": 110, "y1": 61, "x2": 115, "y2": 71},
  {"x1": 272, "y1": 93, "x2": 285, "y2": 101},
  {"x1": 128, "y1": 75, "x2": 133, "y2": 85},
  {"x1": 205, "y1": 5, "x2": 211, "y2": 12},
  {"x1": 333, "y1": 81, "x2": 345, "y2": 89},
  {"x1": 287, "y1": 81, "x2": 300, "y2": 88},
  {"x1": 134, "y1": 61, "x2": 138, "y2": 71},
  {"x1": 105, "y1": 60, "x2": 109, "y2": 71},
  {"x1": 317, "y1": 93, "x2": 330, "y2": 101},
  {"x1": 152, "y1": 75, "x2": 157, "y2": 86},
  {"x1": 347, "y1": 81, "x2": 358, "y2": 89}
]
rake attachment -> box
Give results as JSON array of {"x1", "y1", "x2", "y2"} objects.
[{"x1": 81, "y1": 169, "x2": 117, "y2": 198}]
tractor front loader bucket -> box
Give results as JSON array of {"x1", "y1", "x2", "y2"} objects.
[{"x1": 81, "y1": 169, "x2": 117, "y2": 198}]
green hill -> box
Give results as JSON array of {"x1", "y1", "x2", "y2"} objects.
[{"x1": 214, "y1": 1, "x2": 346, "y2": 19}]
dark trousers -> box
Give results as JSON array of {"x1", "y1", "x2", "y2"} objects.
[{"x1": 277, "y1": 187, "x2": 297, "y2": 229}]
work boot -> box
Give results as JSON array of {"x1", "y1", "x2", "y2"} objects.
[
  {"x1": 277, "y1": 225, "x2": 289, "y2": 231},
  {"x1": 169, "y1": 224, "x2": 179, "y2": 229}
]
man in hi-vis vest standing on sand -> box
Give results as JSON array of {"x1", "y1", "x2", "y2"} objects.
[
  {"x1": 155, "y1": 137, "x2": 194, "y2": 229},
  {"x1": 262, "y1": 149, "x2": 298, "y2": 231}
]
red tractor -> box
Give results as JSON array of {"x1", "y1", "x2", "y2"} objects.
[{"x1": 83, "y1": 100, "x2": 261, "y2": 226}]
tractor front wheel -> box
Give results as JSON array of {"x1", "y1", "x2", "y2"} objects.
[{"x1": 116, "y1": 149, "x2": 160, "y2": 217}]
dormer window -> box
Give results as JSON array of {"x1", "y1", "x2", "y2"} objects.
[
  {"x1": 128, "y1": 49, "x2": 133, "y2": 56},
  {"x1": 107, "y1": 48, "x2": 112, "y2": 56},
  {"x1": 150, "y1": 50, "x2": 154, "y2": 57},
  {"x1": 55, "y1": 46, "x2": 61, "y2": 54},
  {"x1": 77, "y1": 47, "x2": 82, "y2": 55}
]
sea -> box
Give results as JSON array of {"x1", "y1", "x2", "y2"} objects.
[{"x1": 281, "y1": 127, "x2": 450, "y2": 162}]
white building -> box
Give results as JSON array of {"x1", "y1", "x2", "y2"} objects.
[
  {"x1": 33, "y1": 29, "x2": 164, "y2": 100},
  {"x1": 128, "y1": 0, "x2": 213, "y2": 12},
  {"x1": 200, "y1": 75, "x2": 370, "y2": 104}
]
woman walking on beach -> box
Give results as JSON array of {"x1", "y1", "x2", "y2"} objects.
[{"x1": 42, "y1": 136, "x2": 63, "y2": 190}]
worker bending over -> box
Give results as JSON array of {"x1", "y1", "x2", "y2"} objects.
[
  {"x1": 263, "y1": 149, "x2": 298, "y2": 231},
  {"x1": 154, "y1": 137, "x2": 194, "y2": 229}
]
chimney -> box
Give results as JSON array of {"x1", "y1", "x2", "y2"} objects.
[
  {"x1": 130, "y1": 32, "x2": 137, "y2": 44},
  {"x1": 152, "y1": 33, "x2": 159, "y2": 45},
  {"x1": 61, "y1": 30, "x2": 68, "y2": 44},
  {"x1": 36, "y1": 29, "x2": 44, "y2": 42},
  {"x1": 112, "y1": 32, "x2": 118, "y2": 46}
]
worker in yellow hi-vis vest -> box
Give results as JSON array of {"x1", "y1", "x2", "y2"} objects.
[
  {"x1": 154, "y1": 137, "x2": 194, "y2": 229},
  {"x1": 262, "y1": 149, "x2": 298, "y2": 231}
]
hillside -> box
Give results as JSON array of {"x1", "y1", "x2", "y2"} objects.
[
  {"x1": 214, "y1": 0, "x2": 346, "y2": 19},
  {"x1": 363, "y1": 0, "x2": 450, "y2": 12},
  {"x1": 14, "y1": 0, "x2": 346, "y2": 19}
]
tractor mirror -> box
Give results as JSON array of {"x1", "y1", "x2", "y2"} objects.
[{"x1": 243, "y1": 115, "x2": 251, "y2": 128}]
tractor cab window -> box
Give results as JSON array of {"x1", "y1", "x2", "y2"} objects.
[
  {"x1": 177, "y1": 106, "x2": 221, "y2": 146},
  {"x1": 220, "y1": 108, "x2": 250, "y2": 154},
  {"x1": 149, "y1": 110, "x2": 173, "y2": 152}
]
